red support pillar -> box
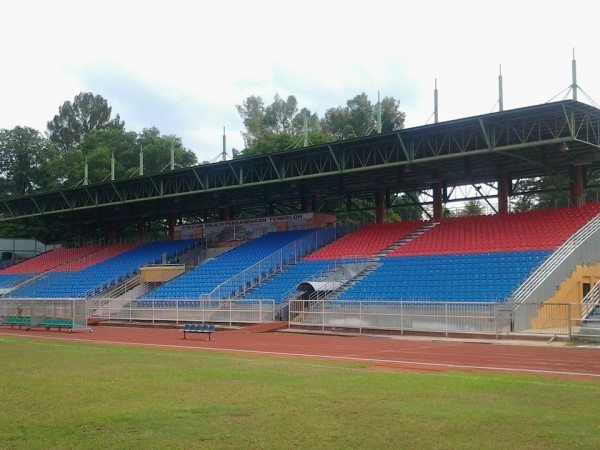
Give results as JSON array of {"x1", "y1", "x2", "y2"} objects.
[
  {"x1": 220, "y1": 207, "x2": 231, "y2": 221},
  {"x1": 571, "y1": 165, "x2": 585, "y2": 207},
  {"x1": 301, "y1": 195, "x2": 313, "y2": 213},
  {"x1": 167, "y1": 213, "x2": 176, "y2": 241},
  {"x1": 497, "y1": 172, "x2": 510, "y2": 214},
  {"x1": 137, "y1": 217, "x2": 147, "y2": 243},
  {"x1": 375, "y1": 187, "x2": 385, "y2": 224},
  {"x1": 108, "y1": 221, "x2": 118, "y2": 245},
  {"x1": 432, "y1": 182, "x2": 443, "y2": 221},
  {"x1": 81, "y1": 223, "x2": 92, "y2": 246}
]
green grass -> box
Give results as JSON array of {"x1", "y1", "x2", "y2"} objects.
[{"x1": 1, "y1": 337, "x2": 599, "y2": 450}]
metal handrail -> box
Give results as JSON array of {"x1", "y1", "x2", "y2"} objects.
[
  {"x1": 580, "y1": 281, "x2": 600, "y2": 320},
  {"x1": 511, "y1": 212, "x2": 600, "y2": 306},
  {"x1": 208, "y1": 228, "x2": 338, "y2": 299}
]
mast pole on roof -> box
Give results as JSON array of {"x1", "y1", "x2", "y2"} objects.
[
  {"x1": 498, "y1": 64, "x2": 504, "y2": 112},
  {"x1": 434, "y1": 79, "x2": 439, "y2": 123}
]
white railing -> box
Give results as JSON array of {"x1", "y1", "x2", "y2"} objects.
[
  {"x1": 511, "y1": 212, "x2": 600, "y2": 306},
  {"x1": 288, "y1": 299, "x2": 583, "y2": 339},
  {"x1": 208, "y1": 228, "x2": 338, "y2": 299},
  {"x1": 580, "y1": 281, "x2": 600, "y2": 320},
  {"x1": 90, "y1": 298, "x2": 275, "y2": 325}
]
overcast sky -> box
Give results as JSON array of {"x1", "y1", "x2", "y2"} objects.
[{"x1": 2, "y1": 0, "x2": 599, "y2": 163}]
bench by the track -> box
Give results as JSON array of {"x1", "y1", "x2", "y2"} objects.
[
  {"x1": 2, "y1": 316, "x2": 31, "y2": 329},
  {"x1": 182, "y1": 323, "x2": 215, "y2": 340},
  {"x1": 2, "y1": 316, "x2": 84, "y2": 332}
]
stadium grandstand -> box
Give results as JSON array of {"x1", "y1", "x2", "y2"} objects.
[{"x1": 2, "y1": 96, "x2": 600, "y2": 340}]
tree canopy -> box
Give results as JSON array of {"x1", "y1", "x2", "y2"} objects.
[
  {"x1": 47, "y1": 92, "x2": 125, "y2": 154},
  {"x1": 0, "y1": 126, "x2": 57, "y2": 197},
  {"x1": 1, "y1": 93, "x2": 198, "y2": 195},
  {"x1": 234, "y1": 92, "x2": 405, "y2": 158}
]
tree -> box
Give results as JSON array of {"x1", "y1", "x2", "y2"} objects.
[
  {"x1": 380, "y1": 97, "x2": 406, "y2": 132},
  {"x1": 0, "y1": 126, "x2": 56, "y2": 196},
  {"x1": 79, "y1": 129, "x2": 139, "y2": 181},
  {"x1": 460, "y1": 200, "x2": 485, "y2": 216},
  {"x1": 43, "y1": 128, "x2": 198, "y2": 188},
  {"x1": 136, "y1": 127, "x2": 197, "y2": 175},
  {"x1": 236, "y1": 95, "x2": 327, "y2": 157},
  {"x1": 236, "y1": 95, "x2": 267, "y2": 148},
  {"x1": 263, "y1": 94, "x2": 298, "y2": 134},
  {"x1": 321, "y1": 93, "x2": 405, "y2": 140},
  {"x1": 47, "y1": 92, "x2": 125, "y2": 154}
]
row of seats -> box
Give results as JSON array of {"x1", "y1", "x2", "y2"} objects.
[
  {"x1": 305, "y1": 221, "x2": 425, "y2": 260},
  {"x1": 243, "y1": 260, "x2": 335, "y2": 304},
  {"x1": 141, "y1": 229, "x2": 329, "y2": 302},
  {"x1": 133, "y1": 205, "x2": 599, "y2": 304},
  {"x1": 390, "y1": 203, "x2": 600, "y2": 256},
  {"x1": 7, "y1": 239, "x2": 202, "y2": 298},
  {"x1": 0, "y1": 246, "x2": 102, "y2": 274},
  {"x1": 337, "y1": 251, "x2": 550, "y2": 302},
  {"x1": 0, "y1": 273, "x2": 30, "y2": 288},
  {"x1": 302, "y1": 204, "x2": 600, "y2": 261}
]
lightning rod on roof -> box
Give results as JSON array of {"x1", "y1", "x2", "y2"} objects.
[
  {"x1": 139, "y1": 144, "x2": 144, "y2": 176},
  {"x1": 434, "y1": 79, "x2": 439, "y2": 123},
  {"x1": 572, "y1": 47, "x2": 578, "y2": 102},
  {"x1": 377, "y1": 91, "x2": 382, "y2": 133},
  {"x1": 498, "y1": 64, "x2": 504, "y2": 112},
  {"x1": 170, "y1": 141, "x2": 175, "y2": 171},
  {"x1": 223, "y1": 127, "x2": 227, "y2": 161},
  {"x1": 111, "y1": 151, "x2": 115, "y2": 181}
]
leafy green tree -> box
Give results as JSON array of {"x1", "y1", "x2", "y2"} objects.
[
  {"x1": 380, "y1": 97, "x2": 406, "y2": 132},
  {"x1": 136, "y1": 127, "x2": 197, "y2": 174},
  {"x1": 323, "y1": 93, "x2": 373, "y2": 139},
  {"x1": 0, "y1": 126, "x2": 56, "y2": 196},
  {"x1": 322, "y1": 93, "x2": 405, "y2": 140},
  {"x1": 44, "y1": 128, "x2": 198, "y2": 187},
  {"x1": 510, "y1": 175, "x2": 575, "y2": 212},
  {"x1": 236, "y1": 95, "x2": 327, "y2": 156},
  {"x1": 236, "y1": 95, "x2": 267, "y2": 148},
  {"x1": 239, "y1": 133, "x2": 298, "y2": 158},
  {"x1": 460, "y1": 200, "x2": 485, "y2": 216},
  {"x1": 264, "y1": 94, "x2": 298, "y2": 134},
  {"x1": 79, "y1": 129, "x2": 139, "y2": 181},
  {"x1": 45, "y1": 149, "x2": 86, "y2": 188},
  {"x1": 388, "y1": 193, "x2": 424, "y2": 220},
  {"x1": 47, "y1": 92, "x2": 125, "y2": 154}
]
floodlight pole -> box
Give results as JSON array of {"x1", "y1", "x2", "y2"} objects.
[
  {"x1": 111, "y1": 151, "x2": 115, "y2": 181},
  {"x1": 84, "y1": 157, "x2": 89, "y2": 186},
  {"x1": 139, "y1": 144, "x2": 144, "y2": 176},
  {"x1": 222, "y1": 127, "x2": 227, "y2": 161},
  {"x1": 170, "y1": 142, "x2": 175, "y2": 171},
  {"x1": 498, "y1": 65, "x2": 504, "y2": 112},
  {"x1": 303, "y1": 112, "x2": 309, "y2": 147},
  {"x1": 572, "y1": 48, "x2": 578, "y2": 102},
  {"x1": 434, "y1": 79, "x2": 439, "y2": 123},
  {"x1": 377, "y1": 91, "x2": 382, "y2": 133}
]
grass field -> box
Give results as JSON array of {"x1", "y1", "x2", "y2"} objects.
[{"x1": 1, "y1": 336, "x2": 599, "y2": 450}]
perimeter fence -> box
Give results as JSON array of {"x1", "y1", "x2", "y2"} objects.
[
  {"x1": 288, "y1": 299, "x2": 594, "y2": 340},
  {"x1": 3, "y1": 297, "x2": 598, "y2": 341},
  {"x1": 89, "y1": 298, "x2": 275, "y2": 325}
]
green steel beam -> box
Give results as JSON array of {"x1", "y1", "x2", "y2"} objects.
[{"x1": 1, "y1": 100, "x2": 600, "y2": 222}]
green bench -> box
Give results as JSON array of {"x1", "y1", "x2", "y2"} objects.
[
  {"x1": 2, "y1": 316, "x2": 31, "y2": 329},
  {"x1": 2, "y1": 316, "x2": 77, "y2": 331},
  {"x1": 38, "y1": 318, "x2": 75, "y2": 331}
]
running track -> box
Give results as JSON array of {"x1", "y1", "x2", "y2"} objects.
[{"x1": 2, "y1": 325, "x2": 600, "y2": 380}]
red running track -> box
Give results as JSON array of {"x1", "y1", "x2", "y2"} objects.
[{"x1": 1, "y1": 325, "x2": 600, "y2": 380}]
